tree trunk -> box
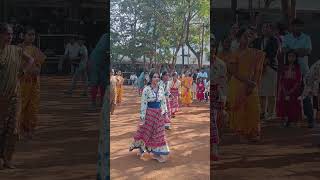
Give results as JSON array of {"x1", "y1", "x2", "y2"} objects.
[
  {"x1": 231, "y1": 0, "x2": 238, "y2": 23},
  {"x1": 185, "y1": 0, "x2": 201, "y2": 68},
  {"x1": 281, "y1": 0, "x2": 290, "y2": 25}
]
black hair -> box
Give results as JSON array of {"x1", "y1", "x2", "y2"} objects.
[
  {"x1": 285, "y1": 50, "x2": 298, "y2": 65},
  {"x1": 0, "y1": 23, "x2": 11, "y2": 34},
  {"x1": 161, "y1": 71, "x2": 168, "y2": 80},
  {"x1": 172, "y1": 72, "x2": 177, "y2": 77},
  {"x1": 147, "y1": 72, "x2": 159, "y2": 86}
]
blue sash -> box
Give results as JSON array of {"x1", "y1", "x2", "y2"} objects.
[{"x1": 148, "y1": 102, "x2": 160, "y2": 108}]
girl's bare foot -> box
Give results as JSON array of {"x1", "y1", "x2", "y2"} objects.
[
  {"x1": 152, "y1": 154, "x2": 167, "y2": 163},
  {"x1": 140, "y1": 152, "x2": 151, "y2": 161}
]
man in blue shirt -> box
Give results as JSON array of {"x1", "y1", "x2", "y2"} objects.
[
  {"x1": 283, "y1": 19, "x2": 315, "y2": 128},
  {"x1": 197, "y1": 67, "x2": 208, "y2": 84},
  {"x1": 282, "y1": 18, "x2": 312, "y2": 76}
]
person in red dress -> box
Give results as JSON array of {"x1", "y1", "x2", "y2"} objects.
[
  {"x1": 277, "y1": 50, "x2": 303, "y2": 127},
  {"x1": 196, "y1": 78, "x2": 205, "y2": 101}
]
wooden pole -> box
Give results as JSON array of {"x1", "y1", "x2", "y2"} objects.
[{"x1": 281, "y1": 0, "x2": 289, "y2": 25}]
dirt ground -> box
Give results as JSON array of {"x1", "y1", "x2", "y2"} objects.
[
  {"x1": 0, "y1": 76, "x2": 99, "y2": 180},
  {"x1": 110, "y1": 86, "x2": 210, "y2": 180},
  {"x1": 213, "y1": 118, "x2": 320, "y2": 180}
]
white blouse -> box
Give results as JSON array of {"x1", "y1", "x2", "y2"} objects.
[
  {"x1": 140, "y1": 85, "x2": 168, "y2": 121},
  {"x1": 168, "y1": 79, "x2": 181, "y2": 92}
]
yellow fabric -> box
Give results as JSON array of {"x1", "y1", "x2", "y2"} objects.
[
  {"x1": 19, "y1": 45, "x2": 46, "y2": 134},
  {"x1": 181, "y1": 76, "x2": 193, "y2": 105},
  {"x1": 227, "y1": 48, "x2": 265, "y2": 138},
  {"x1": 110, "y1": 76, "x2": 117, "y2": 105},
  {"x1": 116, "y1": 75, "x2": 124, "y2": 104}
]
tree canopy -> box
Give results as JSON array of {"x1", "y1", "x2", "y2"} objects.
[{"x1": 111, "y1": 0, "x2": 210, "y2": 68}]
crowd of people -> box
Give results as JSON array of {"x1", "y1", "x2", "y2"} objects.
[
  {"x1": 0, "y1": 23, "x2": 43, "y2": 169},
  {"x1": 108, "y1": 64, "x2": 210, "y2": 163},
  {"x1": 0, "y1": 22, "x2": 109, "y2": 173},
  {"x1": 127, "y1": 66, "x2": 210, "y2": 103},
  {"x1": 211, "y1": 18, "x2": 320, "y2": 161}
]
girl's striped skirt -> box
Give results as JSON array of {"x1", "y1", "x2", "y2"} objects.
[{"x1": 130, "y1": 108, "x2": 170, "y2": 156}]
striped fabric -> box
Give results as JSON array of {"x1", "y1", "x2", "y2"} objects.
[
  {"x1": 169, "y1": 88, "x2": 179, "y2": 114},
  {"x1": 130, "y1": 108, "x2": 169, "y2": 155}
]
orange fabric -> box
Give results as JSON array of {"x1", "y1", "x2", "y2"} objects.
[
  {"x1": 181, "y1": 76, "x2": 193, "y2": 105},
  {"x1": 19, "y1": 45, "x2": 46, "y2": 135},
  {"x1": 227, "y1": 48, "x2": 265, "y2": 138}
]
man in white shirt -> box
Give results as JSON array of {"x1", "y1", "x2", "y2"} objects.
[
  {"x1": 64, "y1": 38, "x2": 89, "y2": 96},
  {"x1": 58, "y1": 37, "x2": 81, "y2": 74}
]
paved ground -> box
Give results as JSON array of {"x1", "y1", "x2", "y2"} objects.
[
  {"x1": 213, "y1": 118, "x2": 320, "y2": 180},
  {"x1": 110, "y1": 86, "x2": 210, "y2": 180},
  {"x1": 0, "y1": 76, "x2": 99, "y2": 180}
]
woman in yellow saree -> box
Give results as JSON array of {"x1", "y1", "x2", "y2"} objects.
[
  {"x1": 181, "y1": 73, "x2": 193, "y2": 106},
  {"x1": 18, "y1": 26, "x2": 46, "y2": 139},
  {"x1": 227, "y1": 29, "x2": 265, "y2": 142},
  {"x1": 116, "y1": 70, "x2": 124, "y2": 105}
]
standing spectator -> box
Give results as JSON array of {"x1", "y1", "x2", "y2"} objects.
[
  {"x1": 219, "y1": 23, "x2": 240, "y2": 53},
  {"x1": 130, "y1": 73, "x2": 138, "y2": 89},
  {"x1": 282, "y1": 18, "x2": 312, "y2": 76},
  {"x1": 129, "y1": 73, "x2": 135, "y2": 86},
  {"x1": 192, "y1": 69, "x2": 199, "y2": 100},
  {"x1": 303, "y1": 58, "x2": 320, "y2": 128},
  {"x1": 64, "y1": 37, "x2": 89, "y2": 96},
  {"x1": 277, "y1": 51, "x2": 303, "y2": 127},
  {"x1": 282, "y1": 18, "x2": 313, "y2": 127},
  {"x1": 252, "y1": 22, "x2": 279, "y2": 120},
  {"x1": 58, "y1": 37, "x2": 81, "y2": 74},
  {"x1": 197, "y1": 67, "x2": 208, "y2": 84}
]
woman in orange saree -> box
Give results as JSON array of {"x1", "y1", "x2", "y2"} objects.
[
  {"x1": 227, "y1": 29, "x2": 265, "y2": 142},
  {"x1": 116, "y1": 70, "x2": 124, "y2": 105},
  {"x1": 181, "y1": 73, "x2": 193, "y2": 106},
  {"x1": 18, "y1": 27, "x2": 46, "y2": 139}
]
